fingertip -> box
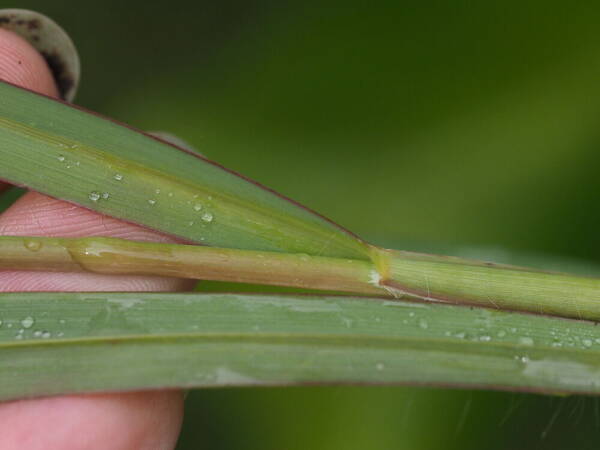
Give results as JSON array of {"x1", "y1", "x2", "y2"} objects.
[
  {"x1": 0, "y1": 192, "x2": 197, "y2": 293},
  {"x1": 0, "y1": 391, "x2": 185, "y2": 450},
  {"x1": 0, "y1": 28, "x2": 59, "y2": 98}
]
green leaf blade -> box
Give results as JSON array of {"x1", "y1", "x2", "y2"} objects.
[
  {"x1": 0, "y1": 81, "x2": 368, "y2": 259},
  {"x1": 2, "y1": 292, "x2": 600, "y2": 401}
]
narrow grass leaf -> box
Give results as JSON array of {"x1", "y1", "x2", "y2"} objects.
[
  {"x1": 0, "y1": 81, "x2": 368, "y2": 259},
  {"x1": 2, "y1": 292, "x2": 600, "y2": 400}
]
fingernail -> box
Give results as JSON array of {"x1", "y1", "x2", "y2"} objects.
[{"x1": 0, "y1": 9, "x2": 80, "y2": 101}]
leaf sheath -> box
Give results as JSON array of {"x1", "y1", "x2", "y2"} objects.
[
  {"x1": 4, "y1": 236, "x2": 600, "y2": 322},
  {"x1": 0, "y1": 236, "x2": 384, "y2": 296}
]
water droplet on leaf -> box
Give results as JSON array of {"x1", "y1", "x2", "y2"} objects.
[
  {"x1": 20, "y1": 316, "x2": 34, "y2": 329},
  {"x1": 519, "y1": 337, "x2": 534, "y2": 346},
  {"x1": 24, "y1": 239, "x2": 42, "y2": 252}
]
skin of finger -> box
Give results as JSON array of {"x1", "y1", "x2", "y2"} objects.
[
  {"x1": 0, "y1": 391, "x2": 184, "y2": 450},
  {"x1": 0, "y1": 193, "x2": 196, "y2": 291},
  {"x1": 0, "y1": 30, "x2": 187, "y2": 449}
]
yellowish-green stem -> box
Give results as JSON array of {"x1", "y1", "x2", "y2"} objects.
[
  {"x1": 3, "y1": 236, "x2": 600, "y2": 322},
  {"x1": 0, "y1": 236, "x2": 385, "y2": 296}
]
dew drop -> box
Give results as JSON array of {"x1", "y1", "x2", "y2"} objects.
[
  {"x1": 418, "y1": 319, "x2": 428, "y2": 329},
  {"x1": 341, "y1": 317, "x2": 353, "y2": 328},
  {"x1": 148, "y1": 199, "x2": 156, "y2": 205},
  {"x1": 408, "y1": 312, "x2": 415, "y2": 318},
  {"x1": 455, "y1": 332, "x2": 466, "y2": 339},
  {"x1": 496, "y1": 330, "x2": 506, "y2": 338},
  {"x1": 114, "y1": 173, "x2": 123, "y2": 181},
  {"x1": 33, "y1": 330, "x2": 42, "y2": 338},
  {"x1": 479, "y1": 335, "x2": 491, "y2": 342},
  {"x1": 376, "y1": 362, "x2": 385, "y2": 371},
  {"x1": 201, "y1": 212, "x2": 213, "y2": 223},
  {"x1": 519, "y1": 337, "x2": 534, "y2": 346},
  {"x1": 24, "y1": 239, "x2": 42, "y2": 252},
  {"x1": 57, "y1": 155, "x2": 65, "y2": 162},
  {"x1": 583, "y1": 339, "x2": 593, "y2": 348},
  {"x1": 155, "y1": 189, "x2": 161, "y2": 194},
  {"x1": 102, "y1": 192, "x2": 110, "y2": 199},
  {"x1": 193, "y1": 203, "x2": 203, "y2": 211},
  {"x1": 41, "y1": 331, "x2": 51, "y2": 339},
  {"x1": 89, "y1": 191, "x2": 101, "y2": 202},
  {"x1": 20, "y1": 316, "x2": 34, "y2": 329}
]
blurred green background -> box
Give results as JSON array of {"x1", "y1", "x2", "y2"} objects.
[{"x1": 6, "y1": 0, "x2": 600, "y2": 448}]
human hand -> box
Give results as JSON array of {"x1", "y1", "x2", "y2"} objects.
[{"x1": 0, "y1": 29, "x2": 193, "y2": 449}]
